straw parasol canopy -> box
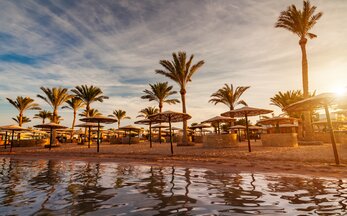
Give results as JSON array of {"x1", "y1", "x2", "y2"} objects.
[
  {"x1": 0, "y1": 125, "x2": 27, "y2": 151},
  {"x1": 230, "y1": 125, "x2": 246, "y2": 129},
  {"x1": 34, "y1": 123, "x2": 68, "y2": 150},
  {"x1": 284, "y1": 93, "x2": 340, "y2": 164},
  {"x1": 149, "y1": 110, "x2": 192, "y2": 155},
  {"x1": 119, "y1": 125, "x2": 141, "y2": 145},
  {"x1": 135, "y1": 119, "x2": 155, "y2": 148},
  {"x1": 202, "y1": 116, "x2": 234, "y2": 134},
  {"x1": 151, "y1": 124, "x2": 169, "y2": 129},
  {"x1": 80, "y1": 116, "x2": 117, "y2": 152},
  {"x1": 248, "y1": 126, "x2": 263, "y2": 130},
  {"x1": 221, "y1": 106, "x2": 272, "y2": 152},
  {"x1": 75, "y1": 122, "x2": 103, "y2": 148},
  {"x1": 190, "y1": 123, "x2": 211, "y2": 129}
]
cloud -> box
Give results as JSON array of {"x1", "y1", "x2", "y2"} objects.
[{"x1": 0, "y1": 0, "x2": 346, "y2": 128}]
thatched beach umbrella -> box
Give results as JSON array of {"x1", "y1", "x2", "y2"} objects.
[
  {"x1": 119, "y1": 125, "x2": 141, "y2": 145},
  {"x1": 258, "y1": 116, "x2": 298, "y2": 133},
  {"x1": 80, "y1": 116, "x2": 117, "y2": 152},
  {"x1": 0, "y1": 125, "x2": 26, "y2": 152},
  {"x1": 222, "y1": 106, "x2": 272, "y2": 152},
  {"x1": 134, "y1": 119, "x2": 160, "y2": 148},
  {"x1": 202, "y1": 116, "x2": 234, "y2": 134},
  {"x1": 190, "y1": 123, "x2": 211, "y2": 135},
  {"x1": 75, "y1": 122, "x2": 101, "y2": 148},
  {"x1": 34, "y1": 123, "x2": 67, "y2": 150},
  {"x1": 284, "y1": 93, "x2": 340, "y2": 164},
  {"x1": 149, "y1": 110, "x2": 191, "y2": 155}
]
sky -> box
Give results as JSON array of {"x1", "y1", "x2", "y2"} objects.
[{"x1": 0, "y1": 0, "x2": 346, "y2": 129}]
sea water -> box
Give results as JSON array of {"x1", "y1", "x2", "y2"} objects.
[{"x1": 0, "y1": 157, "x2": 346, "y2": 215}]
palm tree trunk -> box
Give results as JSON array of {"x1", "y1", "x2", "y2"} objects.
[
  {"x1": 159, "y1": 105, "x2": 162, "y2": 144},
  {"x1": 300, "y1": 38, "x2": 313, "y2": 139},
  {"x1": 18, "y1": 113, "x2": 23, "y2": 140},
  {"x1": 118, "y1": 121, "x2": 120, "y2": 129},
  {"x1": 71, "y1": 111, "x2": 77, "y2": 139},
  {"x1": 52, "y1": 109, "x2": 58, "y2": 144},
  {"x1": 180, "y1": 89, "x2": 188, "y2": 145}
]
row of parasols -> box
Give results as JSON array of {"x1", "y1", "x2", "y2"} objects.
[{"x1": 0, "y1": 93, "x2": 342, "y2": 163}]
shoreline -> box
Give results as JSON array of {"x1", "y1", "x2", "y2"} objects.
[{"x1": 1, "y1": 141, "x2": 347, "y2": 179}]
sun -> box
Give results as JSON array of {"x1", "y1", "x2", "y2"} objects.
[{"x1": 332, "y1": 86, "x2": 347, "y2": 96}]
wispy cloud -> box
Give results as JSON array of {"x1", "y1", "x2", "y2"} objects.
[{"x1": 0, "y1": 0, "x2": 346, "y2": 127}]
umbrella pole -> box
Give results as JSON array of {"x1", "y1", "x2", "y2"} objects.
[
  {"x1": 149, "y1": 122, "x2": 152, "y2": 148},
  {"x1": 97, "y1": 122, "x2": 100, "y2": 153},
  {"x1": 324, "y1": 104, "x2": 340, "y2": 165},
  {"x1": 88, "y1": 126, "x2": 91, "y2": 148},
  {"x1": 4, "y1": 131, "x2": 7, "y2": 149},
  {"x1": 169, "y1": 117, "x2": 173, "y2": 155},
  {"x1": 49, "y1": 127, "x2": 53, "y2": 150},
  {"x1": 10, "y1": 130, "x2": 14, "y2": 152},
  {"x1": 245, "y1": 114, "x2": 251, "y2": 152}
]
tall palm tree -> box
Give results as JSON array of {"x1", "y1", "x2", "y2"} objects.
[
  {"x1": 62, "y1": 97, "x2": 85, "y2": 131},
  {"x1": 209, "y1": 84, "x2": 250, "y2": 111},
  {"x1": 71, "y1": 85, "x2": 108, "y2": 117},
  {"x1": 275, "y1": 0, "x2": 323, "y2": 136},
  {"x1": 34, "y1": 110, "x2": 52, "y2": 124},
  {"x1": 79, "y1": 108, "x2": 102, "y2": 118},
  {"x1": 109, "y1": 109, "x2": 131, "y2": 129},
  {"x1": 6, "y1": 96, "x2": 41, "y2": 126},
  {"x1": 141, "y1": 82, "x2": 180, "y2": 112},
  {"x1": 12, "y1": 116, "x2": 31, "y2": 125},
  {"x1": 137, "y1": 106, "x2": 159, "y2": 118},
  {"x1": 37, "y1": 87, "x2": 72, "y2": 123},
  {"x1": 156, "y1": 51, "x2": 204, "y2": 145}
]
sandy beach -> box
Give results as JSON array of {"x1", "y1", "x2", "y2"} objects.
[{"x1": 1, "y1": 141, "x2": 346, "y2": 179}]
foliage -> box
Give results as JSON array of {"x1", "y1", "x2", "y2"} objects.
[
  {"x1": 141, "y1": 82, "x2": 179, "y2": 111},
  {"x1": 6, "y1": 96, "x2": 40, "y2": 126},
  {"x1": 109, "y1": 109, "x2": 131, "y2": 128},
  {"x1": 137, "y1": 106, "x2": 159, "y2": 118},
  {"x1": 71, "y1": 85, "x2": 108, "y2": 113},
  {"x1": 34, "y1": 110, "x2": 52, "y2": 124},
  {"x1": 209, "y1": 84, "x2": 250, "y2": 110},
  {"x1": 12, "y1": 116, "x2": 31, "y2": 125},
  {"x1": 37, "y1": 87, "x2": 72, "y2": 123}
]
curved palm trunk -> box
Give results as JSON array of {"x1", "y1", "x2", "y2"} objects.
[
  {"x1": 180, "y1": 89, "x2": 188, "y2": 145},
  {"x1": 300, "y1": 38, "x2": 313, "y2": 139}
]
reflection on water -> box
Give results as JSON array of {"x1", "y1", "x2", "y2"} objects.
[{"x1": 0, "y1": 158, "x2": 346, "y2": 215}]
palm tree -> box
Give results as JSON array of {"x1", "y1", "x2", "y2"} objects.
[
  {"x1": 71, "y1": 85, "x2": 108, "y2": 117},
  {"x1": 270, "y1": 90, "x2": 316, "y2": 121},
  {"x1": 141, "y1": 82, "x2": 180, "y2": 112},
  {"x1": 34, "y1": 110, "x2": 52, "y2": 124},
  {"x1": 79, "y1": 108, "x2": 102, "y2": 118},
  {"x1": 12, "y1": 116, "x2": 31, "y2": 125},
  {"x1": 141, "y1": 82, "x2": 179, "y2": 142},
  {"x1": 209, "y1": 84, "x2": 250, "y2": 111},
  {"x1": 270, "y1": 90, "x2": 304, "y2": 118},
  {"x1": 37, "y1": 87, "x2": 72, "y2": 123},
  {"x1": 6, "y1": 96, "x2": 41, "y2": 126},
  {"x1": 109, "y1": 109, "x2": 131, "y2": 129},
  {"x1": 62, "y1": 97, "x2": 85, "y2": 131},
  {"x1": 137, "y1": 106, "x2": 159, "y2": 119},
  {"x1": 156, "y1": 51, "x2": 205, "y2": 145},
  {"x1": 275, "y1": 0, "x2": 323, "y2": 136},
  {"x1": 48, "y1": 115, "x2": 63, "y2": 124}
]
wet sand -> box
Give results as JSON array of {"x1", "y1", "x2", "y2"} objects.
[{"x1": 1, "y1": 141, "x2": 346, "y2": 178}]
